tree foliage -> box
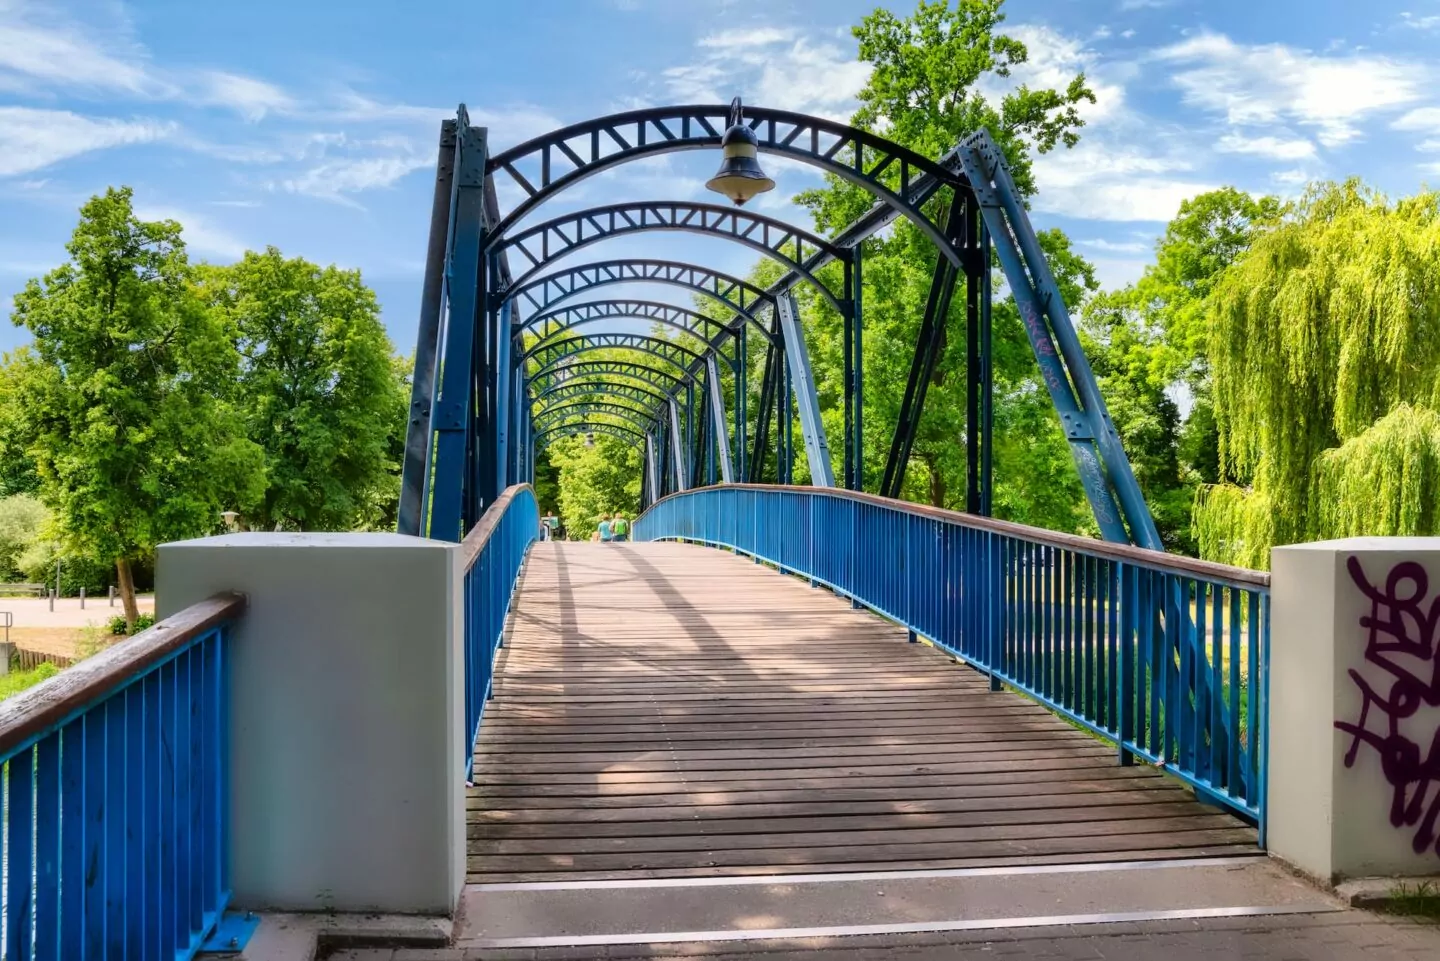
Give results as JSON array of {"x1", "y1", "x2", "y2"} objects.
[
  {"x1": 1199, "y1": 181, "x2": 1440, "y2": 565},
  {"x1": 545, "y1": 435, "x2": 642, "y2": 539},
  {"x1": 201, "y1": 248, "x2": 404, "y2": 532},
  {"x1": 10, "y1": 187, "x2": 265, "y2": 623}
]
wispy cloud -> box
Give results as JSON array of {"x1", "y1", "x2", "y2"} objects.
[
  {"x1": 0, "y1": 106, "x2": 172, "y2": 177},
  {"x1": 1155, "y1": 31, "x2": 1425, "y2": 147},
  {"x1": 662, "y1": 25, "x2": 867, "y2": 121},
  {"x1": 1215, "y1": 133, "x2": 1317, "y2": 160},
  {"x1": 195, "y1": 71, "x2": 295, "y2": 122},
  {"x1": 276, "y1": 135, "x2": 432, "y2": 206},
  {"x1": 0, "y1": 0, "x2": 156, "y2": 96},
  {"x1": 1399, "y1": 11, "x2": 1440, "y2": 32},
  {"x1": 133, "y1": 204, "x2": 249, "y2": 261},
  {"x1": 1080, "y1": 238, "x2": 1150, "y2": 254}
]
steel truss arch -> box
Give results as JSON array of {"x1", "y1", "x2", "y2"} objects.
[
  {"x1": 532, "y1": 379, "x2": 671, "y2": 412},
  {"x1": 537, "y1": 397, "x2": 657, "y2": 428},
  {"x1": 484, "y1": 104, "x2": 964, "y2": 265},
  {"x1": 536, "y1": 421, "x2": 645, "y2": 449},
  {"x1": 495, "y1": 201, "x2": 847, "y2": 313},
  {"x1": 526, "y1": 333, "x2": 712, "y2": 381},
  {"x1": 528, "y1": 359, "x2": 685, "y2": 397},
  {"x1": 508, "y1": 259, "x2": 774, "y2": 339},
  {"x1": 535, "y1": 402, "x2": 657, "y2": 437},
  {"x1": 525, "y1": 300, "x2": 738, "y2": 354}
]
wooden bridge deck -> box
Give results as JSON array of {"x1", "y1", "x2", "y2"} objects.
[{"x1": 467, "y1": 542, "x2": 1257, "y2": 883}]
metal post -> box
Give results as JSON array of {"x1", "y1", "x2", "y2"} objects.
[
  {"x1": 80, "y1": 587, "x2": 85, "y2": 609},
  {"x1": 493, "y1": 303, "x2": 513, "y2": 499},
  {"x1": 980, "y1": 219, "x2": 994, "y2": 515},
  {"x1": 109, "y1": 585, "x2": 116, "y2": 607},
  {"x1": 429, "y1": 116, "x2": 488, "y2": 543},
  {"x1": 736, "y1": 323, "x2": 747, "y2": 481},
  {"x1": 966, "y1": 197, "x2": 982, "y2": 515},
  {"x1": 775, "y1": 292, "x2": 835, "y2": 486},
  {"x1": 668, "y1": 397, "x2": 689, "y2": 491},
  {"x1": 705, "y1": 354, "x2": 735, "y2": 483},
  {"x1": 397, "y1": 119, "x2": 458, "y2": 537},
  {"x1": 842, "y1": 258, "x2": 855, "y2": 491},
  {"x1": 781, "y1": 330, "x2": 794, "y2": 485},
  {"x1": 852, "y1": 244, "x2": 864, "y2": 492}
]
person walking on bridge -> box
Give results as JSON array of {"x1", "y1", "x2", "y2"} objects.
[
  {"x1": 611, "y1": 513, "x2": 630, "y2": 543},
  {"x1": 597, "y1": 514, "x2": 612, "y2": 543}
]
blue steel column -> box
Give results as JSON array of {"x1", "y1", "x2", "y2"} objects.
[
  {"x1": 429, "y1": 116, "x2": 487, "y2": 542},
  {"x1": 852, "y1": 244, "x2": 864, "y2": 492},
  {"x1": 397, "y1": 119, "x2": 457, "y2": 536},
  {"x1": 736, "y1": 324, "x2": 747, "y2": 482},
  {"x1": 776, "y1": 292, "x2": 835, "y2": 487},
  {"x1": 493, "y1": 302, "x2": 513, "y2": 497},
  {"x1": 668, "y1": 396, "x2": 689, "y2": 491},
  {"x1": 705, "y1": 354, "x2": 735, "y2": 483},
  {"x1": 780, "y1": 324, "x2": 794, "y2": 485},
  {"x1": 645, "y1": 433, "x2": 660, "y2": 504}
]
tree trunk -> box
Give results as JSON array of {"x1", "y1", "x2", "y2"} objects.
[{"x1": 116, "y1": 557, "x2": 139, "y2": 632}]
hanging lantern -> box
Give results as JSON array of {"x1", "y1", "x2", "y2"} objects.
[{"x1": 705, "y1": 97, "x2": 775, "y2": 207}]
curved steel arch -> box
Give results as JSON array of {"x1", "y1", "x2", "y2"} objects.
[
  {"x1": 484, "y1": 103, "x2": 963, "y2": 264},
  {"x1": 535, "y1": 402, "x2": 657, "y2": 437},
  {"x1": 532, "y1": 379, "x2": 671, "y2": 412},
  {"x1": 536, "y1": 421, "x2": 645, "y2": 450},
  {"x1": 495, "y1": 201, "x2": 846, "y2": 313},
  {"x1": 537, "y1": 397, "x2": 657, "y2": 429},
  {"x1": 525, "y1": 300, "x2": 736, "y2": 353},
  {"x1": 527, "y1": 333, "x2": 710, "y2": 381},
  {"x1": 528, "y1": 359, "x2": 685, "y2": 396},
  {"x1": 507, "y1": 260, "x2": 774, "y2": 338}
]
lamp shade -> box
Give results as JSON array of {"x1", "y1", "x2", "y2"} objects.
[{"x1": 705, "y1": 123, "x2": 775, "y2": 206}]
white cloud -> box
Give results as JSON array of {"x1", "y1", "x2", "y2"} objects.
[
  {"x1": 1093, "y1": 26, "x2": 1112, "y2": 39},
  {"x1": 133, "y1": 205, "x2": 248, "y2": 261},
  {"x1": 196, "y1": 71, "x2": 295, "y2": 122},
  {"x1": 1421, "y1": 138, "x2": 1440, "y2": 152},
  {"x1": 663, "y1": 30, "x2": 868, "y2": 122},
  {"x1": 1080, "y1": 238, "x2": 1149, "y2": 254},
  {"x1": 0, "y1": 0, "x2": 157, "y2": 96},
  {"x1": 1271, "y1": 169, "x2": 1310, "y2": 186},
  {"x1": 1400, "y1": 12, "x2": 1440, "y2": 31},
  {"x1": 697, "y1": 27, "x2": 795, "y2": 49},
  {"x1": 1033, "y1": 143, "x2": 1213, "y2": 221},
  {"x1": 278, "y1": 136, "x2": 431, "y2": 205},
  {"x1": 1155, "y1": 31, "x2": 1425, "y2": 147},
  {"x1": 1215, "y1": 133, "x2": 1316, "y2": 160},
  {"x1": 0, "y1": 106, "x2": 172, "y2": 177},
  {"x1": 1422, "y1": 161, "x2": 1440, "y2": 176},
  {"x1": 1121, "y1": 29, "x2": 1136, "y2": 39},
  {"x1": 1393, "y1": 106, "x2": 1440, "y2": 133}
]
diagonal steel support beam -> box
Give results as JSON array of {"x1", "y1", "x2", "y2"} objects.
[
  {"x1": 667, "y1": 396, "x2": 689, "y2": 492},
  {"x1": 776, "y1": 292, "x2": 834, "y2": 487},
  {"x1": 750, "y1": 325, "x2": 778, "y2": 482},
  {"x1": 645, "y1": 433, "x2": 660, "y2": 506},
  {"x1": 705, "y1": 354, "x2": 734, "y2": 483}
]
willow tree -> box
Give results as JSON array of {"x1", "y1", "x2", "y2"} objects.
[{"x1": 1197, "y1": 180, "x2": 1440, "y2": 567}]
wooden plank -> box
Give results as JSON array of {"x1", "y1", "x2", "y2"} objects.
[{"x1": 469, "y1": 542, "x2": 1257, "y2": 881}]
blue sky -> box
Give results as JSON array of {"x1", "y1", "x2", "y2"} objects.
[{"x1": 3, "y1": 0, "x2": 1440, "y2": 356}]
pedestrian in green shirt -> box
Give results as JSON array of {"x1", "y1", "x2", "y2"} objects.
[{"x1": 611, "y1": 514, "x2": 630, "y2": 542}]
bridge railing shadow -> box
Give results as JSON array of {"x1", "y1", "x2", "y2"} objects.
[{"x1": 632, "y1": 484, "x2": 1271, "y2": 835}]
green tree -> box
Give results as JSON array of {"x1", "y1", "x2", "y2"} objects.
[
  {"x1": 0, "y1": 493, "x2": 47, "y2": 581},
  {"x1": 11, "y1": 187, "x2": 265, "y2": 626},
  {"x1": 0, "y1": 351, "x2": 40, "y2": 497},
  {"x1": 546, "y1": 435, "x2": 643, "y2": 539},
  {"x1": 201, "y1": 248, "x2": 402, "y2": 532},
  {"x1": 1198, "y1": 181, "x2": 1440, "y2": 567}
]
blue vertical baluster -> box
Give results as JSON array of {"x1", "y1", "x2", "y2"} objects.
[
  {"x1": 1117, "y1": 563, "x2": 1135, "y2": 766},
  {"x1": 61, "y1": 720, "x2": 86, "y2": 959},
  {"x1": 1228, "y1": 589, "x2": 1243, "y2": 796},
  {"x1": 1210, "y1": 584, "x2": 1226, "y2": 790},
  {"x1": 8, "y1": 745, "x2": 35, "y2": 959},
  {"x1": 35, "y1": 731, "x2": 60, "y2": 959},
  {"x1": 83, "y1": 698, "x2": 107, "y2": 959}
]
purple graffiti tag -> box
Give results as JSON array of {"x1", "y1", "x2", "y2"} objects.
[
  {"x1": 1018, "y1": 301, "x2": 1064, "y2": 393},
  {"x1": 1334, "y1": 556, "x2": 1440, "y2": 858}
]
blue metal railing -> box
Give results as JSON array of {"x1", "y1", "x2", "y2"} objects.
[
  {"x1": 635, "y1": 485, "x2": 1271, "y2": 833},
  {"x1": 460, "y1": 484, "x2": 539, "y2": 778},
  {"x1": 0, "y1": 593, "x2": 244, "y2": 960}
]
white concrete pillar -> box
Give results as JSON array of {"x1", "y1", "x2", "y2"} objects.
[
  {"x1": 157, "y1": 533, "x2": 464, "y2": 915},
  {"x1": 1269, "y1": 538, "x2": 1440, "y2": 881}
]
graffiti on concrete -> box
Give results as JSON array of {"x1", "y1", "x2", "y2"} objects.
[{"x1": 1334, "y1": 556, "x2": 1440, "y2": 858}]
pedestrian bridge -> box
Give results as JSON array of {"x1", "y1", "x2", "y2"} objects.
[{"x1": 471, "y1": 539, "x2": 1256, "y2": 884}]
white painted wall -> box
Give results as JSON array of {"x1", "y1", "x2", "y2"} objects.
[
  {"x1": 157, "y1": 533, "x2": 464, "y2": 915},
  {"x1": 1270, "y1": 538, "x2": 1440, "y2": 881}
]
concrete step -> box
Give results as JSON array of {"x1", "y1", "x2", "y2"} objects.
[{"x1": 453, "y1": 856, "x2": 1340, "y2": 951}]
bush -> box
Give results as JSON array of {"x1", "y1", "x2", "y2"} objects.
[
  {"x1": 108, "y1": 612, "x2": 156, "y2": 636},
  {"x1": 0, "y1": 661, "x2": 59, "y2": 701},
  {"x1": 0, "y1": 493, "x2": 47, "y2": 581}
]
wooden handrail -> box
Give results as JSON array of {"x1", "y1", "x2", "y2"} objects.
[
  {"x1": 0, "y1": 592, "x2": 246, "y2": 759},
  {"x1": 635, "y1": 483, "x2": 1270, "y2": 589},
  {"x1": 461, "y1": 484, "x2": 537, "y2": 571}
]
